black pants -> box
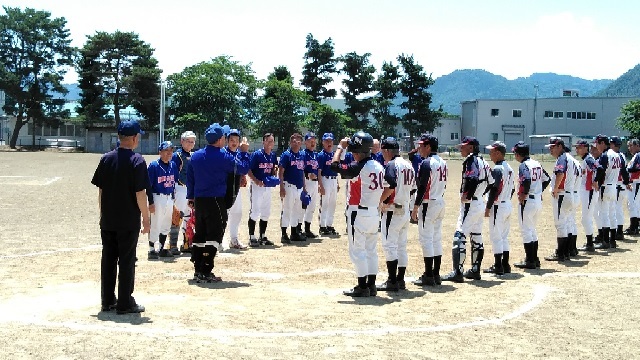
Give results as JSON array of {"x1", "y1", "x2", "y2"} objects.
[
  {"x1": 100, "y1": 229, "x2": 138, "y2": 309},
  {"x1": 193, "y1": 197, "x2": 227, "y2": 275}
]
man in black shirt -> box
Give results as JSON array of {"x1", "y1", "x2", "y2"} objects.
[{"x1": 91, "y1": 120, "x2": 150, "y2": 314}]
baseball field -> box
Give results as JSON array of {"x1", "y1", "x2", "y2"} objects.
[{"x1": 0, "y1": 151, "x2": 638, "y2": 359}]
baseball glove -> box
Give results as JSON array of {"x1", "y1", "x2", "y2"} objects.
[{"x1": 171, "y1": 206, "x2": 182, "y2": 227}]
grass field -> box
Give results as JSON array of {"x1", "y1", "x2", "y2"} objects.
[{"x1": 0, "y1": 151, "x2": 638, "y2": 359}]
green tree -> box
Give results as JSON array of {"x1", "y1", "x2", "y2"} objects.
[
  {"x1": 617, "y1": 99, "x2": 640, "y2": 138},
  {"x1": 300, "y1": 33, "x2": 337, "y2": 102},
  {"x1": 339, "y1": 51, "x2": 376, "y2": 132},
  {"x1": 77, "y1": 31, "x2": 161, "y2": 127},
  {"x1": 255, "y1": 66, "x2": 310, "y2": 150},
  {"x1": 372, "y1": 61, "x2": 401, "y2": 138},
  {"x1": 167, "y1": 55, "x2": 259, "y2": 136},
  {"x1": 0, "y1": 7, "x2": 75, "y2": 149},
  {"x1": 304, "y1": 103, "x2": 352, "y2": 143},
  {"x1": 397, "y1": 54, "x2": 441, "y2": 143}
]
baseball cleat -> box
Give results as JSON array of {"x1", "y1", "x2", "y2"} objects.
[
  {"x1": 594, "y1": 242, "x2": 610, "y2": 250},
  {"x1": 260, "y1": 237, "x2": 274, "y2": 246},
  {"x1": 544, "y1": 250, "x2": 567, "y2": 261},
  {"x1": 441, "y1": 271, "x2": 464, "y2": 283},
  {"x1": 147, "y1": 250, "x2": 159, "y2": 260},
  {"x1": 376, "y1": 280, "x2": 400, "y2": 291},
  {"x1": 304, "y1": 231, "x2": 318, "y2": 239},
  {"x1": 249, "y1": 238, "x2": 260, "y2": 247},
  {"x1": 280, "y1": 234, "x2": 291, "y2": 244},
  {"x1": 483, "y1": 264, "x2": 504, "y2": 275},
  {"x1": 463, "y1": 269, "x2": 481, "y2": 280},
  {"x1": 158, "y1": 249, "x2": 174, "y2": 258},
  {"x1": 169, "y1": 247, "x2": 181, "y2": 256},
  {"x1": 397, "y1": 280, "x2": 407, "y2": 290},
  {"x1": 319, "y1": 227, "x2": 330, "y2": 236},
  {"x1": 343, "y1": 286, "x2": 370, "y2": 297},
  {"x1": 413, "y1": 274, "x2": 436, "y2": 286}
]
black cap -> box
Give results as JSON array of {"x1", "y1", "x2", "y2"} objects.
[
  {"x1": 417, "y1": 133, "x2": 437, "y2": 145},
  {"x1": 457, "y1": 136, "x2": 479, "y2": 147},
  {"x1": 512, "y1": 141, "x2": 529, "y2": 153},
  {"x1": 485, "y1": 141, "x2": 506, "y2": 154},
  {"x1": 610, "y1": 136, "x2": 622, "y2": 146},
  {"x1": 593, "y1": 134, "x2": 609, "y2": 145},
  {"x1": 544, "y1": 137, "x2": 565, "y2": 148},
  {"x1": 574, "y1": 139, "x2": 590, "y2": 147},
  {"x1": 381, "y1": 137, "x2": 399, "y2": 150}
]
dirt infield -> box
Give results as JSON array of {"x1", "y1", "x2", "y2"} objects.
[{"x1": 0, "y1": 151, "x2": 639, "y2": 359}]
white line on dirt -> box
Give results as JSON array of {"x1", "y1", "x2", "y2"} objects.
[
  {"x1": 0, "y1": 284, "x2": 552, "y2": 338},
  {"x1": 0, "y1": 245, "x2": 102, "y2": 259},
  {"x1": 543, "y1": 272, "x2": 640, "y2": 278},
  {"x1": 42, "y1": 177, "x2": 62, "y2": 185}
]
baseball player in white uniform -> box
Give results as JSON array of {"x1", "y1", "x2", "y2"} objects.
[
  {"x1": 317, "y1": 133, "x2": 340, "y2": 236},
  {"x1": 302, "y1": 132, "x2": 320, "y2": 238},
  {"x1": 376, "y1": 137, "x2": 415, "y2": 292},
  {"x1": 411, "y1": 134, "x2": 447, "y2": 286},
  {"x1": 512, "y1": 141, "x2": 550, "y2": 269},
  {"x1": 593, "y1": 134, "x2": 621, "y2": 249},
  {"x1": 247, "y1": 133, "x2": 278, "y2": 247},
  {"x1": 442, "y1": 136, "x2": 493, "y2": 282},
  {"x1": 279, "y1": 133, "x2": 307, "y2": 243},
  {"x1": 172, "y1": 131, "x2": 196, "y2": 254},
  {"x1": 575, "y1": 140, "x2": 600, "y2": 252},
  {"x1": 483, "y1": 141, "x2": 515, "y2": 275},
  {"x1": 625, "y1": 139, "x2": 640, "y2": 235},
  {"x1": 331, "y1": 131, "x2": 386, "y2": 297},
  {"x1": 610, "y1": 136, "x2": 630, "y2": 241},
  {"x1": 225, "y1": 129, "x2": 248, "y2": 249}
]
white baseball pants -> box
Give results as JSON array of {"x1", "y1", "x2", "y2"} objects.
[
  {"x1": 281, "y1": 182, "x2": 302, "y2": 228},
  {"x1": 418, "y1": 198, "x2": 445, "y2": 257},
  {"x1": 303, "y1": 179, "x2": 319, "y2": 223},
  {"x1": 381, "y1": 207, "x2": 410, "y2": 266},
  {"x1": 249, "y1": 181, "x2": 272, "y2": 222},
  {"x1": 319, "y1": 176, "x2": 338, "y2": 227},
  {"x1": 518, "y1": 195, "x2": 542, "y2": 244},
  {"x1": 351, "y1": 208, "x2": 380, "y2": 277},
  {"x1": 488, "y1": 201, "x2": 511, "y2": 254},
  {"x1": 150, "y1": 193, "x2": 174, "y2": 244}
]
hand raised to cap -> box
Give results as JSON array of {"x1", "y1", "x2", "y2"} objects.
[
  {"x1": 240, "y1": 136, "x2": 249, "y2": 152},
  {"x1": 340, "y1": 138, "x2": 349, "y2": 148}
]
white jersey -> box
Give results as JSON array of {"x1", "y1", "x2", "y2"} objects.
[
  {"x1": 598, "y1": 149, "x2": 621, "y2": 186},
  {"x1": 336, "y1": 157, "x2": 386, "y2": 209},
  {"x1": 492, "y1": 161, "x2": 515, "y2": 203},
  {"x1": 551, "y1": 152, "x2": 579, "y2": 192},
  {"x1": 415, "y1": 153, "x2": 447, "y2": 202},
  {"x1": 383, "y1": 156, "x2": 416, "y2": 207},
  {"x1": 579, "y1": 153, "x2": 598, "y2": 191},
  {"x1": 569, "y1": 153, "x2": 582, "y2": 192},
  {"x1": 460, "y1": 153, "x2": 494, "y2": 199},
  {"x1": 518, "y1": 157, "x2": 549, "y2": 196}
]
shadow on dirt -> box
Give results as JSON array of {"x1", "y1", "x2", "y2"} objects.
[
  {"x1": 188, "y1": 280, "x2": 252, "y2": 289},
  {"x1": 93, "y1": 312, "x2": 153, "y2": 325}
]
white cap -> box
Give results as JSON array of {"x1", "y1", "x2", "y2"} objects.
[{"x1": 181, "y1": 131, "x2": 197, "y2": 139}]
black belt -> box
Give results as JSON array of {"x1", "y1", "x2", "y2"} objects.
[
  {"x1": 500, "y1": 200, "x2": 507, "y2": 203},
  {"x1": 154, "y1": 193, "x2": 171, "y2": 196},
  {"x1": 528, "y1": 195, "x2": 536, "y2": 199},
  {"x1": 309, "y1": 178, "x2": 318, "y2": 181},
  {"x1": 394, "y1": 204, "x2": 403, "y2": 209},
  {"x1": 305, "y1": 174, "x2": 318, "y2": 180},
  {"x1": 358, "y1": 205, "x2": 369, "y2": 210},
  {"x1": 472, "y1": 197, "x2": 479, "y2": 201},
  {"x1": 323, "y1": 175, "x2": 337, "y2": 179}
]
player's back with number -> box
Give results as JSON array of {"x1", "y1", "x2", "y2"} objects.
[
  {"x1": 422, "y1": 154, "x2": 447, "y2": 199},
  {"x1": 390, "y1": 157, "x2": 416, "y2": 206},
  {"x1": 520, "y1": 158, "x2": 548, "y2": 196},
  {"x1": 360, "y1": 159, "x2": 386, "y2": 209}
]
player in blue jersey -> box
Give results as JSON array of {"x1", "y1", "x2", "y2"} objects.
[
  {"x1": 146, "y1": 141, "x2": 179, "y2": 259},
  {"x1": 302, "y1": 132, "x2": 320, "y2": 238},
  {"x1": 278, "y1": 133, "x2": 307, "y2": 243},
  {"x1": 317, "y1": 133, "x2": 340, "y2": 236},
  {"x1": 247, "y1": 133, "x2": 279, "y2": 247}
]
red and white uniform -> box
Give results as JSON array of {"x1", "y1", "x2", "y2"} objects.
[
  {"x1": 414, "y1": 153, "x2": 447, "y2": 257},
  {"x1": 597, "y1": 149, "x2": 621, "y2": 229},
  {"x1": 579, "y1": 153, "x2": 599, "y2": 237},
  {"x1": 518, "y1": 157, "x2": 550, "y2": 244},
  {"x1": 486, "y1": 161, "x2": 515, "y2": 255}
]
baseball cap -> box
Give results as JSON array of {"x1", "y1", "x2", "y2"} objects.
[
  {"x1": 228, "y1": 128, "x2": 241, "y2": 137},
  {"x1": 300, "y1": 190, "x2": 311, "y2": 206},
  {"x1": 512, "y1": 141, "x2": 529, "y2": 153},
  {"x1": 381, "y1": 137, "x2": 399, "y2": 150},
  {"x1": 593, "y1": 134, "x2": 609, "y2": 145},
  {"x1": 181, "y1": 131, "x2": 196, "y2": 139},
  {"x1": 610, "y1": 136, "x2": 623, "y2": 146},
  {"x1": 485, "y1": 141, "x2": 506, "y2": 153},
  {"x1": 304, "y1": 132, "x2": 317, "y2": 141},
  {"x1": 322, "y1": 133, "x2": 334, "y2": 141},
  {"x1": 544, "y1": 137, "x2": 565, "y2": 148},
  {"x1": 457, "y1": 136, "x2": 479, "y2": 147},
  {"x1": 158, "y1": 141, "x2": 174, "y2": 151},
  {"x1": 262, "y1": 175, "x2": 281, "y2": 187},
  {"x1": 205, "y1": 123, "x2": 225, "y2": 144},
  {"x1": 117, "y1": 120, "x2": 144, "y2": 136},
  {"x1": 573, "y1": 139, "x2": 590, "y2": 147},
  {"x1": 417, "y1": 133, "x2": 437, "y2": 145}
]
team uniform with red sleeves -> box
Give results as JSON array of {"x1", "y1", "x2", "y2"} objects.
[{"x1": 579, "y1": 152, "x2": 599, "y2": 242}]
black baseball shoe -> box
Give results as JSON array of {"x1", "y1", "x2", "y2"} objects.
[
  {"x1": 376, "y1": 280, "x2": 400, "y2": 291},
  {"x1": 249, "y1": 238, "x2": 260, "y2": 247},
  {"x1": 148, "y1": 250, "x2": 159, "y2": 260},
  {"x1": 483, "y1": 264, "x2": 504, "y2": 275},
  {"x1": 624, "y1": 227, "x2": 639, "y2": 235},
  {"x1": 441, "y1": 271, "x2": 464, "y2": 283},
  {"x1": 101, "y1": 299, "x2": 117, "y2": 312},
  {"x1": 281, "y1": 234, "x2": 291, "y2": 244},
  {"x1": 398, "y1": 280, "x2": 407, "y2": 290},
  {"x1": 179, "y1": 245, "x2": 191, "y2": 253},
  {"x1": 343, "y1": 286, "x2": 370, "y2": 297},
  {"x1": 368, "y1": 284, "x2": 377, "y2": 297},
  {"x1": 290, "y1": 232, "x2": 306, "y2": 242},
  {"x1": 328, "y1": 227, "x2": 340, "y2": 236},
  {"x1": 319, "y1": 227, "x2": 330, "y2": 236},
  {"x1": 158, "y1": 249, "x2": 174, "y2": 258},
  {"x1": 463, "y1": 269, "x2": 481, "y2": 280},
  {"x1": 260, "y1": 237, "x2": 274, "y2": 246},
  {"x1": 169, "y1": 247, "x2": 181, "y2": 256},
  {"x1": 412, "y1": 273, "x2": 436, "y2": 286},
  {"x1": 116, "y1": 303, "x2": 145, "y2": 315},
  {"x1": 544, "y1": 250, "x2": 567, "y2": 261},
  {"x1": 304, "y1": 231, "x2": 318, "y2": 239},
  {"x1": 578, "y1": 243, "x2": 595, "y2": 252}
]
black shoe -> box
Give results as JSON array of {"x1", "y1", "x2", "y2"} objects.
[
  {"x1": 409, "y1": 218, "x2": 418, "y2": 224},
  {"x1": 192, "y1": 272, "x2": 201, "y2": 282},
  {"x1": 513, "y1": 260, "x2": 537, "y2": 269},
  {"x1": 483, "y1": 264, "x2": 504, "y2": 275},
  {"x1": 148, "y1": 250, "x2": 159, "y2": 260},
  {"x1": 594, "y1": 242, "x2": 610, "y2": 249},
  {"x1": 544, "y1": 250, "x2": 567, "y2": 261},
  {"x1": 376, "y1": 280, "x2": 400, "y2": 291},
  {"x1": 610, "y1": 241, "x2": 618, "y2": 249},
  {"x1": 502, "y1": 263, "x2": 511, "y2": 274},
  {"x1": 413, "y1": 274, "x2": 436, "y2": 286},
  {"x1": 281, "y1": 234, "x2": 291, "y2": 244},
  {"x1": 249, "y1": 238, "x2": 260, "y2": 247},
  {"x1": 116, "y1": 304, "x2": 145, "y2": 315},
  {"x1": 578, "y1": 244, "x2": 595, "y2": 252},
  {"x1": 169, "y1": 247, "x2": 181, "y2": 256},
  {"x1": 463, "y1": 269, "x2": 481, "y2": 280},
  {"x1": 291, "y1": 232, "x2": 306, "y2": 242},
  {"x1": 158, "y1": 249, "x2": 174, "y2": 258},
  {"x1": 197, "y1": 273, "x2": 222, "y2": 283},
  {"x1": 434, "y1": 275, "x2": 442, "y2": 285},
  {"x1": 260, "y1": 237, "x2": 274, "y2": 246},
  {"x1": 327, "y1": 227, "x2": 340, "y2": 236},
  {"x1": 343, "y1": 286, "x2": 370, "y2": 297},
  {"x1": 397, "y1": 280, "x2": 407, "y2": 290},
  {"x1": 319, "y1": 227, "x2": 330, "y2": 236},
  {"x1": 615, "y1": 232, "x2": 624, "y2": 240},
  {"x1": 441, "y1": 271, "x2": 464, "y2": 283},
  {"x1": 101, "y1": 300, "x2": 117, "y2": 312},
  {"x1": 624, "y1": 228, "x2": 639, "y2": 235},
  {"x1": 180, "y1": 245, "x2": 191, "y2": 253},
  {"x1": 569, "y1": 249, "x2": 579, "y2": 257},
  {"x1": 304, "y1": 231, "x2": 317, "y2": 239},
  {"x1": 368, "y1": 284, "x2": 377, "y2": 297}
]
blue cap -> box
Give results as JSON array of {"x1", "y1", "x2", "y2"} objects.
[
  {"x1": 300, "y1": 190, "x2": 311, "y2": 206},
  {"x1": 322, "y1": 133, "x2": 334, "y2": 141},
  {"x1": 205, "y1": 123, "x2": 225, "y2": 144},
  {"x1": 221, "y1": 124, "x2": 231, "y2": 136},
  {"x1": 262, "y1": 175, "x2": 281, "y2": 187},
  {"x1": 610, "y1": 136, "x2": 622, "y2": 146},
  {"x1": 228, "y1": 128, "x2": 241, "y2": 137},
  {"x1": 304, "y1": 132, "x2": 317, "y2": 140},
  {"x1": 117, "y1": 120, "x2": 144, "y2": 136},
  {"x1": 158, "y1": 141, "x2": 174, "y2": 151}
]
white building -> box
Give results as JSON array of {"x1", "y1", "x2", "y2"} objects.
[{"x1": 461, "y1": 92, "x2": 638, "y2": 152}]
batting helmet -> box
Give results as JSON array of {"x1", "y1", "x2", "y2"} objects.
[{"x1": 347, "y1": 131, "x2": 374, "y2": 154}]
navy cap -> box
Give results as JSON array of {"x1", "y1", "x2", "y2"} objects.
[
  {"x1": 610, "y1": 136, "x2": 622, "y2": 146},
  {"x1": 304, "y1": 132, "x2": 317, "y2": 141},
  {"x1": 228, "y1": 128, "x2": 241, "y2": 137},
  {"x1": 205, "y1": 123, "x2": 225, "y2": 144},
  {"x1": 593, "y1": 134, "x2": 609, "y2": 145},
  {"x1": 485, "y1": 141, "x2": 506, "y2": 153},
  {"x1": 574, "y1": 139, "x2": 590, "y2": 147},
  {"x1": 512, "y1": 141, "x2": 529, "y2": 153},
  {"x1": 417, "y1": 133, "x2": 437, "y2": 145},
  {"x1": 381, "y1": 137, "x2": 399, "y2": 150},
  {"x1": 158, "y1": 141, "x2": 174, "y2": 151},
  {"x1": 458, "y1": 136, "x2": 479, "y2": 147},
  {"x1": 545, "y1": 137, "x2": 565, "y2": 148},
  {"x1": 322, "y1": 133, "x2": 334, "y2": 141},
  {"x1": 117, "y1": 120, "x2": 144, "y2": 136}
]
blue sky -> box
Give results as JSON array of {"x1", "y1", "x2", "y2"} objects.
[{"x1": 3, "y1": 0, "x2": 639, "y2": 83}]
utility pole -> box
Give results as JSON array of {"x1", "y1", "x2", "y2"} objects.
[
  {"x1": 532, "y1": 84, "x2": 539, "y2": 136},
  {"x1": 159, "y1": 81, "x2": 165, "y2": 144}
]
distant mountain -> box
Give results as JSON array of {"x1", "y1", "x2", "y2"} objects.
[
  {"x1": 430, "y1": 70, "x2": 614, "y2": 114},
  {"x1": 595, "y1": 64, "x2": 640, "y2": 97}
]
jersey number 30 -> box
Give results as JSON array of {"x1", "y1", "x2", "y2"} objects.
[{"x1": 369, "y1": 172, "x2": 384, "y2": 190}]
